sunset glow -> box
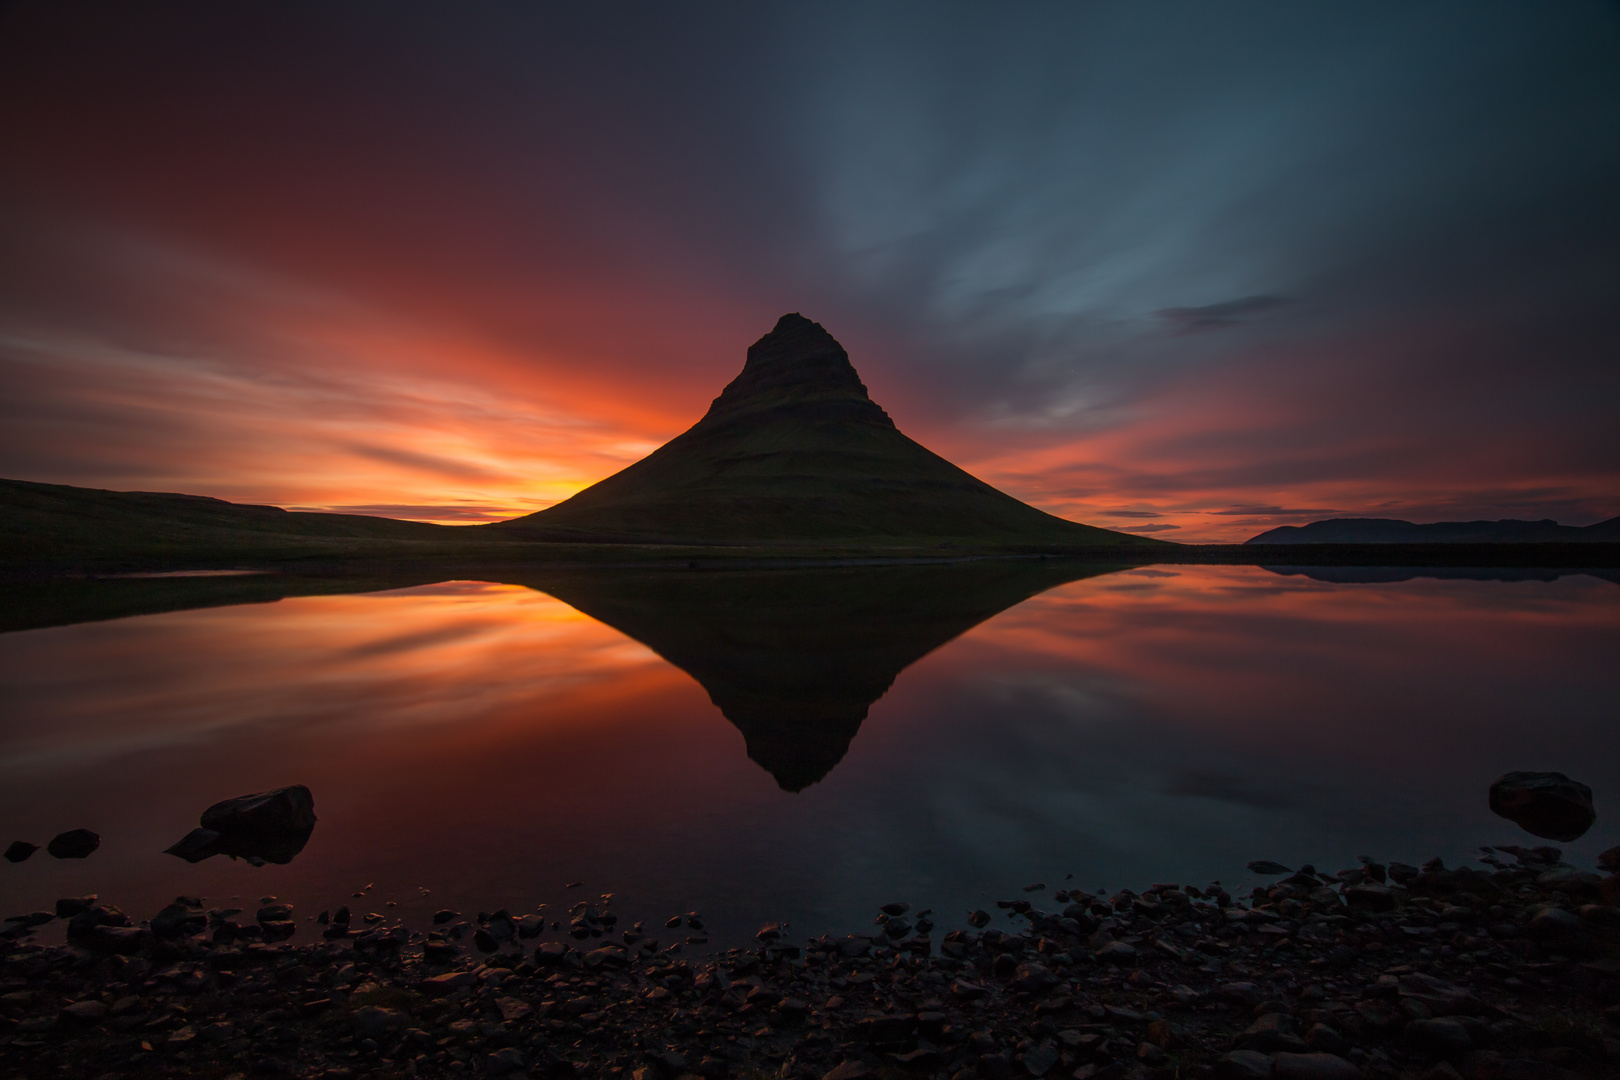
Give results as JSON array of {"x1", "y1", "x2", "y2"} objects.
[{"x1": 1, "y1": 5, "x2": 1615, "y2": 540}]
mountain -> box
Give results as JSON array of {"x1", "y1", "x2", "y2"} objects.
[
  {"x1": 1246, "y1": 516, "x2": 1620, "y2": 545},
  {"x1": 494, "y1": 314, "x2": 1156, "y2": 550},
  {"x1": 519, "y1": 559, "x2": 1120, "y2": 791}
]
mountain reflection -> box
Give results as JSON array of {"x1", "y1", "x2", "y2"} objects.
[
  {"x1": 514, "y1": 560, "x2": 1121, "y2": 790},
  {"x1": 0, "y1": 560, "x2": 1122, "y2": 790}
]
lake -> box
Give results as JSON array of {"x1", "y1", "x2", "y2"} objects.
[{"x1": 1, "y1": 561, "x2": 1616, "y2": 948}]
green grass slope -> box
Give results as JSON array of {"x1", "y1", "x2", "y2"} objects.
[
  {"x1": 0, "y1": 477, "x2": 507, "y2": 572},
  {"x1": 494, "y1": 314, "x2": 1162, "y2": 551}
]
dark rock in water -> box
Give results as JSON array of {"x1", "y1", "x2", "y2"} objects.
[
  {"x1": 151, "y1": 903, "x2": 207, "y2": 938},
  {"x1": 171, "y1": 785, "x2": 317, "y2": 864},
  {"x1": 5, "y1": 912, "x2": 53, "y2": 928},
  {"x1": 1247, "y1": 860, "x2": 1291, "y2": 875},
  {"x1": 201, "y1": 785, "x2": 315, "y2": 833},
  {"x1": 66, "y1": 905, "x2": 127, "y2": 940},
  {"x1": 46, "y1": 829, "x2": 99, "y2": 859},
  {"x1": 1599, "y1": 846, "x2": 1620, "y2": 873},
  {"x1": 3, "y1": 841, "x2": 37, "y2": 863},
  {"x1": 164, "y1": 828, "x2": 222, "y2": 863},
  {"x1": 1386, "y1": 862, "x2": 1420, "y2": 884},
  {"x1": 54, "y1": 897, "x2": 95, "y2": 919},
  {"x1": 1489, "y1": 771, "x2": 1595, "y2": 841},
  {"x1": 967, "y1": 909, "x2": 991, "y2": 928}
]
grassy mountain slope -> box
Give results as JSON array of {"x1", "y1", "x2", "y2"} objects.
[
  {"x1": 495, "y1": 314, "x2": 1160, "y2": 550},
  {"x1": 0, "y1": 477, "x2": 503, "y2": 571}
]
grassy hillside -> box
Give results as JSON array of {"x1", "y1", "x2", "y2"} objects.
[
  {"x1": 496, "y1": 315, "x2": 1163, "y2": 552},
  {"x1": 0, "y1": 477, "x2": 507, "y2": 572}
]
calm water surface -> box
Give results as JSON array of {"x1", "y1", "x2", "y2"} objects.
[{"x1": 1, "y1": 562, "x2": 1616, "y2": 946}]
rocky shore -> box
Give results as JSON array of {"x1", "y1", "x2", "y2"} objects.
[{"x1": 2, "y1": 846, "x2": 1617, "y2": 1080}]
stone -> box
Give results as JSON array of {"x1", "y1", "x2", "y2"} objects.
[
  {"x1": 1273, "y1": 1052, "x2": 1360, "y2": 1080},
  {"x1": 5, "y1": 911, "x2": 53, "y2": 927},
  {"x1": 1305, "y1": 1024, "x2": 1349, "y2": 1056},
  {"x1": 1536, "y1": 868, "x2": 1601, "y2": 890},
  {"x1": 46, "y1": 829, "x2": 100, "y2": 859},
  {"x1": 352, "y1": 1006, "x2": 407, "y2": 1035},
  {"x1": 421, "y1": 971, "x2": 477, "y2": 996},
  {"x1": 1248, "y1": 861, "x2": 1292, "y2": 875},
  {"x1": 53, "y1": 896, "x2": 96, "y2": 918},
  {"x1": 1345, "y1": 884, "x2": 1400, "y2": 912},
  {"x1": 1355, "y1": 999, "x2": 1403, "y2": 1030},
  {"x1": 1527, "y1": 907, "x2": 1581, "y2": 940},
  {"x1": 1022, "y1": 1045, "x2": 1059, "y2": 1076},
  {"x1": 823, "y1": 1062, "x2": 869, "y2": 1080},
  {"x1": 151, "y1": 902, "x2": 207, "y2": 937},
  {"x1": 967, "y1": 909, "x2": 991, "y2": 928},
  {"x1": 1405, "y1": 1017, "x2": 1473, "y2": 1058},
  {"x1": 1095, "y1": 940, "x2": 1137, "y2": 963},
  {"x1": 91, "y1": 925, "x2": 149, "y2": 952},
  {"x1": 487, "y1": 1047, "x2": 528, "y2": 1075},
  {"x1": 3, "y1": 841, "x2": 37, "y2": 863},
  {"x1": 1011, "y1": 962, "x2": 1059, "y2": 993},
  {"x1": 891, "y1": 1048, "x2": 941, "y2": 1070},
  {"x1": 1598, "y1": 846, "x2": 1620, "y2": 873},
  {"x1": 59, "y1": 1000, "x2": 110, "y2": 1023},
  {"x1": 1218, "y1": 1050, "x2": 1275, "y2": 1079},
  {"x1": 202, "y1": 784, "x2": 316, "y2": 834},
  {"x1": 164, "y1": 828, "x2": 222, "y2": 863},
  {"x1": 197, "y1": 785, "x2": 318, "y2": 863},
  {"x1": 1241, "y1": 1012, "x2": 1293, "y2": 1050},
  {"x1": 1489, "y1": 771, "x2": 1595, "y2": 842}
]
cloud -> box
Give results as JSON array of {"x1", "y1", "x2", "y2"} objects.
[
  {"x1": 0, "y1": 4, "x2": 1616, "y2": 535},
  {"x1": 1156, "y1": 296, "x2": 1292, "y2": 335},
  {"x1": 1163, "y1": 769, "x2": 1294, "y2": 810},
  {"x1": 291, "y1": 503, "x2": 519, "y2": 524},
  {"x1": 1208, "y1": 506, "x2": 1341, "y2": 518}
]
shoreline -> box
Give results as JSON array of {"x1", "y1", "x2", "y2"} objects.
[{"x1": 3, "y1": 849, "x2": 1616, "y2": 1080}]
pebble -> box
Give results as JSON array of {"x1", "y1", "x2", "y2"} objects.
[
  {"x1": 44, "y1": 828, "x2": 99, "y2": 859},
  {"x1": 0, "y1": 848, "x2": 1615, "y2": 1079}
]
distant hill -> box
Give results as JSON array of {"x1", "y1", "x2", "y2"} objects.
[
  {"x1": 494, "y1": 314, "x2": 1157, "y2": 550},
  {"x1": 0, "y1": 477, "x2": 499, "y2": 572},
  {"x1": 1246, "y1": 516, "x2": 1620, "y2": 545}
]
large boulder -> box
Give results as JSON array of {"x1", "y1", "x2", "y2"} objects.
[
  {"x1": 201, "y1": 785, "x2": 316, "y2": 835},
  {"x1": 166, "y1": 786, "x2": 316, "y2": 865},
  {"x1": 1489, "y1": 771, "x2": 1594, "y2": 841},
  {"x1": 46, "y1": 829, "x2": 100, "y2": 859}
]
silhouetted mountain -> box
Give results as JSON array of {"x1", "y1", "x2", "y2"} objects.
[
  {"x1": 495, "y1": 314, "x2": 1156, "y2": 550},
  {"x1": 1246, "y1": 516, "x2": 1620, "y2": 545},
  {"x1": 518, "y1": 560, "x2": 1121, "y2": 790}
]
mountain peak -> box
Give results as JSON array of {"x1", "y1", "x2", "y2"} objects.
[{"x1": 699, "y1": 313, "x2": 893, "y2": 428}]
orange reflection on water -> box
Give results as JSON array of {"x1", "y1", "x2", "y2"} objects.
[{"x1": 927, "y1": 565, "x2": 1620, "y2": 767}]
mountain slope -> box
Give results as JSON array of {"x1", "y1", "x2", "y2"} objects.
[
  {"x1": 1246, "y1": 516, "x2": 1620, "y2": 545},
  {"x1": 495, "y1": 314, "x2": 1156, "y2": 549}
]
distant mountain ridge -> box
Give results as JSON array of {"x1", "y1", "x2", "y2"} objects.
[
  {"x1": 495, "y1": 314, "x2": 1153, "y2": 549},
  {"x1": 1246, "y1": 516, "x2": 1620, "y2": 545}
]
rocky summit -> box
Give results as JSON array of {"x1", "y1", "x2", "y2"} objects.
[{"x1": 495, "y1": 315, "x2": 1154, "y2": 550}]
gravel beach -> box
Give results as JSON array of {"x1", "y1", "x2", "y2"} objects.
[{"x1": 2, "y1": 846, "x2": 1616, "y2": 1080}]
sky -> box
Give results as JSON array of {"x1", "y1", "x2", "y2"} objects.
[{"x1": 0, "y1": 2, "x2": 1616, "y2": 542}]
